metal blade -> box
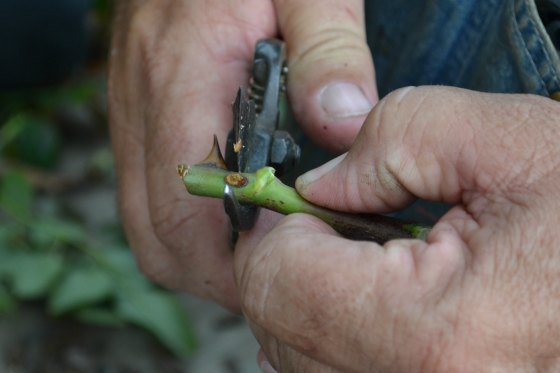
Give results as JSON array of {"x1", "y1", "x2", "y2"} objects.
[{"x1": 231, "y1": 87, "x2": 256, "y2": 172}]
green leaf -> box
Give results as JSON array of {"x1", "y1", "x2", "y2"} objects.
[
  {"x1": 96, "y1": 246, "x2": 151, "y2": 291},
  {"x1": 98, "y1": 246, "x2": 139, "y2": 273},
  {"x1": 0, "y1": 170, "x2": 33, "y2": 222},
  {"x1": 0, "y1": 244, "x2": 15, "y2": 278},
  {"x1": 49, "y1": 266, "x2": 113, "y2": 315},
  {"x1": 93, "y1": 0, "x2": 112, "y2": 17},
  {"x1": 4, "y1": 114, "x2": 60, "y2": 169},
  {"x1": 10, "y1": 252, "x2": 64, "y2": 299},
  {"x1": 30, "y1": 218, "x2": 87, "y2": 248},
  {"x1": 36, "y1": 80, "x2": 99, "y2": 110},
  {"x1": 75, "y1": 307, "x2": 126, "y2": 328},
  {"x1": 117, "y1": 289, "x2": 197, "y2": 357},
  {"x1": 0, "y1": 224, "x2": 21, "y2": 250},
  {"x1": 0, "y1": 114, "x2": 26, "y2": 151},
  {"x1": 0, "y1": 283, "x2": 17, "y2": 314}
]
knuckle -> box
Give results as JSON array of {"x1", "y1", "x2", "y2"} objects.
[
  {"x1": 111, "y1": 2, "x2": 168, "y2": 101},
  {"x1": 135, "y1": 254, "x2": 171, "y2": 287},
  {"x1": 359, "y1": 88, "x2": 420, "y2": 206},
  {"x1": 364, "y1": 86, "x2": 420, "y2": 143},
  {"x1": 126, "y1": 3, "x2": 164, "y2": 50},
  {"x1": 117, "y1": 197, "x2": 180, "y2": 289},
  {"x1": 126, "y1": 3, "x2": 184, "y2": 88},
  {"x1": 120, "y1": 228, "x2": 172, "y2": 287},
  {"x1": 290, "y1": 27, "x2": 370, "y2": 69}
]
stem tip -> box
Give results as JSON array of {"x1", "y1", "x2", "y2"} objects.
[{"x1": 177, "y1": 164, "x2": 188, "y2": 178}]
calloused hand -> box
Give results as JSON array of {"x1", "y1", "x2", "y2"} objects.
[
  {"x1": 108, "y1": 0, "x2": 376, "y2": 310},
  {"x1": 235, "y1": 86, "x2": 560, "y2": 371}
]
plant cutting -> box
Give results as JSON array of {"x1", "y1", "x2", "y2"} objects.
[{"x1": 179, "y1": 137, "x2": 430, "y2": 243}]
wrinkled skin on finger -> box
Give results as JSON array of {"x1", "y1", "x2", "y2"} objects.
[{"x1": 235, "y1": 87, "x2": 560, "y2": 372}]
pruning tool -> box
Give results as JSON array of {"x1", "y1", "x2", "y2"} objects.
[{"x1": 224, "y1": 39, "x2": 300, "y2": 235}]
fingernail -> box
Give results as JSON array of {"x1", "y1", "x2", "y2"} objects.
[
  {"x1": 296, "y1": 153, "x2": 346, "y2": 188},
  {"x1": 319, "y1": 82, "x2": 373, "y2": 118},
  {"x1": 260, "y1": 360, "x2": 278, "y2": 373}
]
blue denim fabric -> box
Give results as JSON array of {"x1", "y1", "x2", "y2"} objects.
[{"x1": 365, "y1": 0, "x2": 560, "y2": 97}]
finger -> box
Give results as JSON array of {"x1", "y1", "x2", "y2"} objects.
[
  {"x1": 296, "y1": 86, "x2": 560, "y2": 213},
  {"x1": 235, "y1": 213, "x2": 468, "y2": 372},
  {"x1": 109, "y1": 4, "x2": 183, "y2": 289},
  {"x1": 274, "y1": 0, "x2": 377, "y2": 152},
  {"x1": 109, "y1": 1, "x2": 276, "y2": 310}
]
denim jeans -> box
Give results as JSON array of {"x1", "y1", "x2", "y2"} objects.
[{"x1": 365, "y1": 0, "x2": 560, "y2": 97}]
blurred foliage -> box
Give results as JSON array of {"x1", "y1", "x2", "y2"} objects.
[
  {"x1": 0, "y1": 0, "x2": 197, "y2": 358},
  {"x1": 0, "y1": 172, "x2": 197, "y2": 356},
  {"x1": 0, "y1": 77, "x2": 102, "y2": 170}
]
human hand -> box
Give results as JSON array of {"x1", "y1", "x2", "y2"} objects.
[
  {"x1": 108, "y1": 1, "x2": 376, "y2": 310},
  {"x1": 235, "y1": 86, "x2": 560, "y2": 371}
]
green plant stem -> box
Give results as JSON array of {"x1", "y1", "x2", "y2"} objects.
[{"x1": 180, "y1": 164, "x2": 430, "y2": 244}]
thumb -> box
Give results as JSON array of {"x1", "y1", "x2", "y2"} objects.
[
  {"x1": 295, "y1": 86, "x2": 559, "y2": 213},
  {"x1": 274, "y1": 0, "x2": 377, "y2": 152}
]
